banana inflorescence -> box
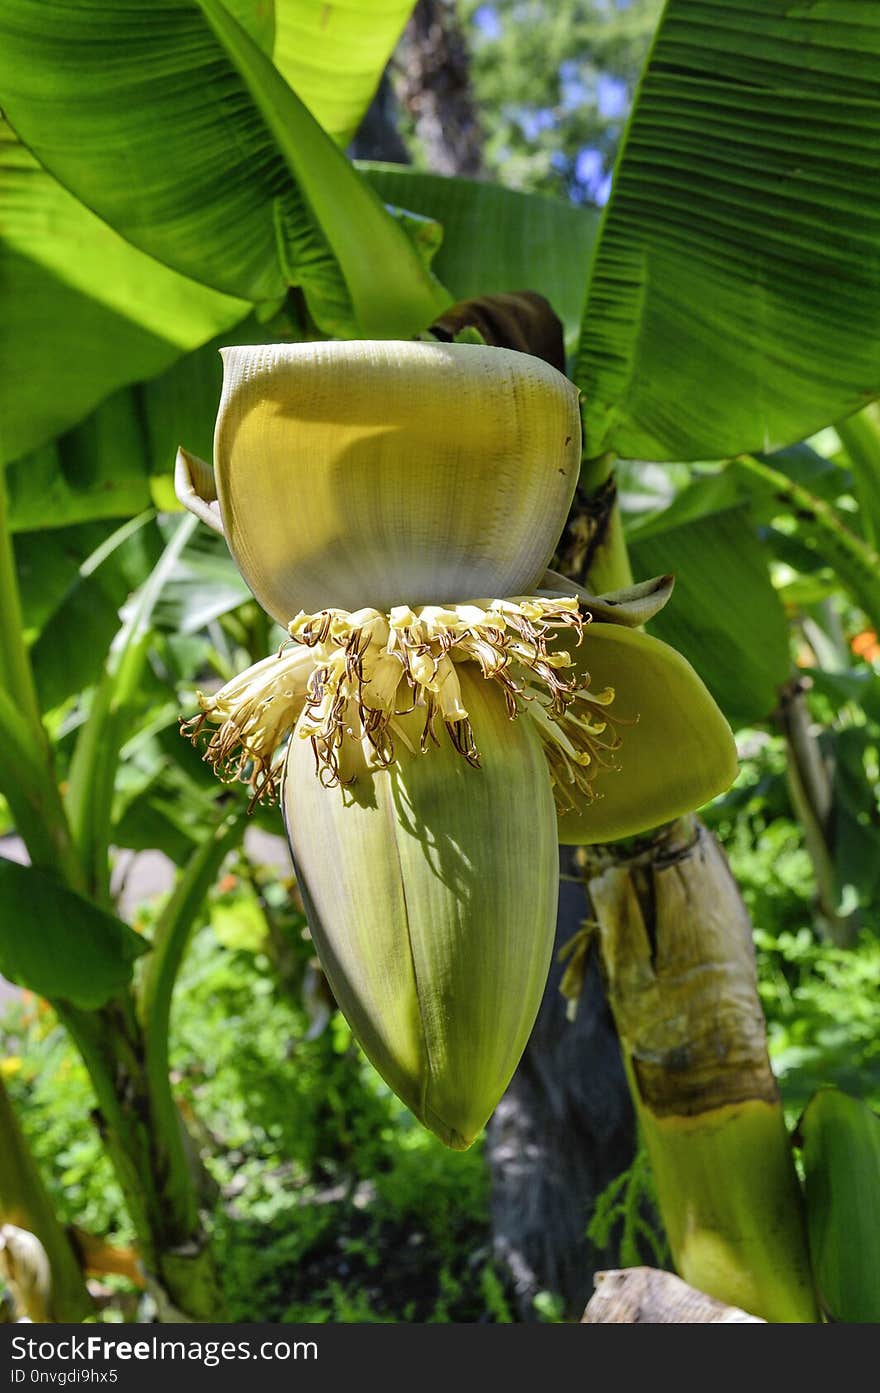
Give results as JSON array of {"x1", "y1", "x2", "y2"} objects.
[{"x1": 178, "y1": 340, "x2": 737, "y2": 1147}]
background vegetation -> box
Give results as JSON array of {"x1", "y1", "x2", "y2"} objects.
[{"x1": 1, "y1": 0, "x2": 878, "y2": 1323}]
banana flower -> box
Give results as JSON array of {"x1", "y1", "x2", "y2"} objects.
[{"x1": 178, "y1": 340, "x2": 737, "y2": 1149}]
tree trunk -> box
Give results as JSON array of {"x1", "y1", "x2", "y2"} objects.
[
  {"x1": 394, "y1": 0, "x2": 486, "y2": 176},
  {"x1": 485, "y1": 849, "x2": 639, "y2": 1320},
  {"x1": 348, "y1": 72, "x2": 411, "y2": 165}
]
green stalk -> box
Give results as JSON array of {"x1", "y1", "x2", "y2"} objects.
[
  {"x1": 0, "y1": 471, "x2": 42, "y2": 736},
  {"x1": 637, "y1": 1096, "x2": 814, "y2": 1320},
  {"x1": 738, "y1": 453, "x2": 880, "y2": 632},
  {"x1": 835, "y1": 402, "x2": 880, "y2": 550},
  {"x1": 0, "y1": 690, "x2": 84, "y2": 888},
  {"x1": 0, "y1": 1074, "x2": 93, "y2": 1322},
  {"x1": 49, "y1": 806, "x2": 244, "y2": 1321},
  {"x1": 579, "y1": 449, "x2": 617, "y2": 497},
  {"x1": 1, "y1": 487, "x2": 226, "y2": 1317},
  {"x1": 584, "y1": 818, "x2": 817, "y2": 1322},
  {"x1": 775, "y1": 681, "x2": 856, "y2": 948},
  {"x1": 138, "y1": 810, "x2": 246, "y2": 1203},
  {"x1": 555, "y1": 474, "x2": 633, "y2": 593},
  {"x1": 66, "y1": 514, "x2": 198, "y2": 905},
  {"x1": 57, "y1": 995, "x2": 225, "y2": 1321},
  {"x1": 0, "y1": 475, "x2": 84, "y2": 890},
  {"x1": 583, "y1": 496, "x2": 634, "y2": 594},
  {"x1": 48, "y1": 812, "x2": 245, "y2": 1320}
]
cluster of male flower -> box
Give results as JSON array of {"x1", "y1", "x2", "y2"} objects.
[{"x1": 182, "y1": 595, "x2": 623, "y2": 808}]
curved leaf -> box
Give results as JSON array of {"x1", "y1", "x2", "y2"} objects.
[
  {"x1": 576, "y1": 0, "x2": 880, "y2": 461},
  {"x1": 0, "y1": 859, "x2": 148, "y2": 1008},
  {"x1": 628, "y1": 503, "x2": 791, "y2": 726},
  {"x1": 215, "y1": 1, "x2": 415, "y2": 145},
  {"x1": 0, "y1": 120, "x2": 245, "y2": 466},
  {"x1": 5, "y1": 390, "x2": 152, "y2": 534},
  {"x1": 798, "y1": 1087, "x2": 880, "y2": 1324},
  {"x1": 362, "y1": 165, "x2": 599, "y2": 352},
  {"x1": 0, "y1": 0, "x2": 448, "y2": 334},
  {"x1": 273, "y1": 1, "x2": 414, "y2": 145}
]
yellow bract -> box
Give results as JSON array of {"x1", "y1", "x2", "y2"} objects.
[
  {"x1": 552, "y1": 625, "x2": 739, "y2": 844},
  {"x1": 213, "y1": 340, "x2": 581, "y2": 622}
]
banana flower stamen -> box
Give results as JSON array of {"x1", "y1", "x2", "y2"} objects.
[
  {"x1": 287, "y1": 595, "x2": 600, "y2": 789},
  {"x1": 525, "y1": 680, "x2": 626, "y2": 815},
  {"x1": 184, "y1": 595, "x2": 617, "y2": 805},
  {"x1": 180, "y1": 646, "x2": 315, "y2": 807}
]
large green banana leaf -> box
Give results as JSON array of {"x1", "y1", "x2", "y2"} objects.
[
  {"x1": 0, "y1": 860, "x2": 148, "y2": 1009},
  {"x1": 0, "y1": 0, "x2": 448, "y2": 335},
  {"x1": 798, "y1": 1088, "x2": 880, "y2": 1323},
  {"x1": 576, "y1": 0, "x2": 880, "y2": 462},
  {"x1": 5, "y1": 391, "x2": 156, "y2": 534},
  {"x1": 272, "y1": 0, "x2": 415, "y2": 144},
  {"x1": 0, "y1": 120, "x2": 246, "y2": 467},
  {"x1": 363, "y1": 166, "x2": 599, "y2": 353},
  {"x1": 5, "y1": 315, "x2": 282, "y2": 534},
  {"x1": 221, "y1": 0, "x2": 413, "y2": 143},
  {"x1": 628, "y1": 503, "x2": 790, "y2": 726}
]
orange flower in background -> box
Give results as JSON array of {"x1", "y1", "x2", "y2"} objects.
[{"x1": 851, "y1": 630, "x2": 880, "y2": 663}]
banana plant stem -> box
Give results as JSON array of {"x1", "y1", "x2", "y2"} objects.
[
  {"x1": 0, "y1": 486, "x2": 223, "y2": 1316},
  {"x1": 584, "y1": 818, "x2": 818, "y2": 1321},
  {"x1": 57, "y1": 995, "x2": 225, "y2": 1321},
  {"x1": 0, "y1": 475, "x2": 85, "y2": 890},
  {"x1": 0, "y1": 1074, "x2": 93, "y2": 1321},
  {"x1": 572, "y1": 460, "x2": 817, "y2": 1321},
  {"x1": 835, "y1": 403, "x2": 880, "y2": 550},
  {"x1": 557, "y1": 474, "x2": 633, "y2": 594},
  {"x1": 0, "y1": 472, "x2": 42, "y2": 737},
  {"x1": 138, "y1": 809, "x2": 246, "y2": 1217}
]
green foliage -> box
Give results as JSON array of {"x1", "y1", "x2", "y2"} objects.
[
  {"x1": 807, "y1": 667, "x2": 880, "y2": 917},
  {"x1": 201, "y1": 935, "x2": 493, "y2": 1320},
  {"x1": 270, "y1": 0, "x2": 415, "y2": 146},
  {"x1": 707, "y1": 736, "x2": 880, "y2": 1115},
  {"x1": 2, "y1": 881, "x2": 494, "y2": 1321},
  {"x1": 0, "y1": 1007, "x2": 128, "y2": 1240},
  {"x1": 0, "y1": 0, "x2": 448, "y2": 335},
  {"x1": 705, "y1": 735, "x2": 815, "y2": 936},
  {"x1": 2, "y1": 0, "x2": 880, "y2": 1327},
  {"x1": 797, "y1": 1087, "x2": 880, "y2": 1323},
  {"x1": 530, "y1": 1289, "x2": 566, "y2": 1323},
  {"x1": 0, "y1": 118, "x2": 245, "y2": 468},
  {"x1": 0, "y1": 861, "x2": 148, "y2": 1008},
  {"x1": 576, "y1": 0, "x2": 880, "y2": 460},
  {"x1": 362, "y1": 165, "x2": 597, "y2": 352},
  {"x1": 3, "y1": 793, "x2": 879, "y2": 1319},
  {"x1": 755, "y1": 928, "x2": 880, "y2": 1118},
  {"x1": 586, "y1": 1144, "x2": 669, "y2": 1270},
  {"x1": 628, "y1": 504, "x2": 790, "y2": 727}
]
